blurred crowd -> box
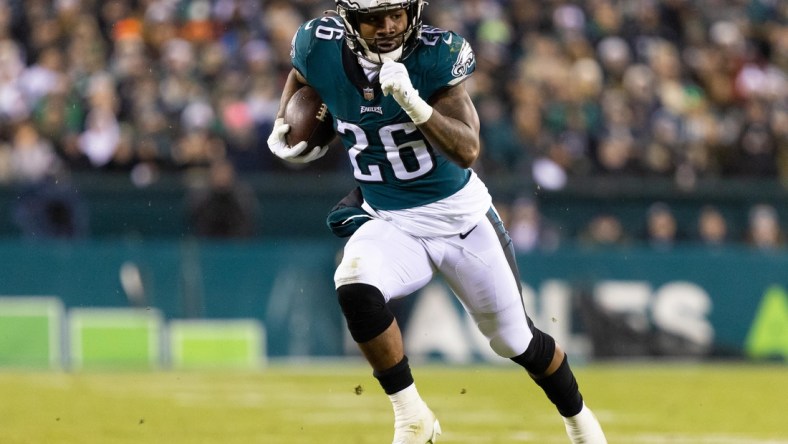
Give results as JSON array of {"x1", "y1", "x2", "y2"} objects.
[
  {"x1": 0, "y1": 0, "x2": 786, "y2": 246},
  {"x1": 454, "y1": 0, "x2": 788, "y2": 187},
  {"x1": 499, "y1": 197, "x2": 786, "y2": 253},
  {"x1": 0, "y1": 0, "x2": 318, "y2": 182}
]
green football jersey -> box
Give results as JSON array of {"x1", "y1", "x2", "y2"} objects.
[{"x1": 291, "y1": 16, "x2": 477, "y2": 211}]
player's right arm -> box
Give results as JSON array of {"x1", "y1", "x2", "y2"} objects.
[
  {"x1": 267, "y1": 67, "x2": 328, "y2": 163},
  {"x1": 274, "y1": 69, "x2": 308, "y2": 120},
  {"x1": 269, "y1": 17, "x2": 339, "y2": 164},
  {"x1": 284, "y1": 14, "x2": 344, "y2": 107},
  {"x1": 268, "y1": 16, "x2": 342, "y2": 164}
]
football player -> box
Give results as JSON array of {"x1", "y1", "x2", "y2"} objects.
[{"x1": 268, "y1": 1, "x2": 607, "y2": 443}]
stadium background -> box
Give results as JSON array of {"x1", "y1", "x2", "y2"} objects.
[
  {"x1": 0, "y1": 0, "x2": 786, "y2": 371},
  {"x1": 1, "y1": 1, "x2": 788, "y2": 442}
]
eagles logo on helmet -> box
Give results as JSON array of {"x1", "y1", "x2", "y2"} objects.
[{"x1": 335, "y1": 0, "x2": 425, "y2": 63}]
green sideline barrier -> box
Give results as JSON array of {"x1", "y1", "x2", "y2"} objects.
[
  {"x1": 744, "y1": 286, "x2": 788, "y2": 360},
  {"x1": 0, "y1": 297, "x2": 64, "y2": 369},
  {"x1": 69, "y1": 308, "x2": 163, "y2": 370},
  {"x1": 1, "y1": 240, "x2": 787, "y2": 362},
  {"x1": 169, "y1": 319, "x2": 266, "y2": 370}
]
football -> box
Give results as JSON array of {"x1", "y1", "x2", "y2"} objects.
[{"x1": 283, "y1": 85, "x2": 335, "y2": 152}]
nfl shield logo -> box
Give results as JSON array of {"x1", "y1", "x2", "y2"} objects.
[{"x1": 363, "y1": 87, "x2": 374, "y2": 101}]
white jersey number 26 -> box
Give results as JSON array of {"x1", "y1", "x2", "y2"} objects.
[{"x1": 337, "y1": 120, "x2": 435, "y2": 182}]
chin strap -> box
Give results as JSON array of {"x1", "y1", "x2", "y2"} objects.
[
  {"x1": 356, "y1": 29, "x2": 406, "y2": 64},
  {"x1": 363, "y1": 45, "x2": 404, "y2": 64}
]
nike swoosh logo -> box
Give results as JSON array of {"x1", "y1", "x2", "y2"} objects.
[
  {"x1": 459, "y1": 225, "x2": 477, "y2": 240},
  {"x1": 341, "y1": 214, "x2": 372, "y2": 225}
]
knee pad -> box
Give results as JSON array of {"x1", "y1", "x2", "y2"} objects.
[
  {"x1": 337, "y1": 283, "x2": 394, "y2": 343},
  {"x1": 510, "y1": 328, "x2": 556, "y2": 375}
]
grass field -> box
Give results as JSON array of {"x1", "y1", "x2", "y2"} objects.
[{"x1": 0, "y1": 360, "x2": 786, "y2": 443}]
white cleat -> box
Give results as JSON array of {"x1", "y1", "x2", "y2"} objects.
[
  {"x1": 563, "y1": 403, "x2": 607, "y2": 444},
  {"x1": 392, "y1": 404, "x2": 441, "y2": 444}
]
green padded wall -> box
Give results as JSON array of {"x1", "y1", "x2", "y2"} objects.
[
  {"x1": 169, "y1": 319, "x2": 265, "y2": 370},
  {"x1": 69, "y1": 308, "x2": 163, "y2": 370},
  {"x1": 0, "y1": 297, "x2": 64, "y2": 368}
]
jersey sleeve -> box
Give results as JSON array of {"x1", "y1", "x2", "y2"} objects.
[
  {"x1": 290, "y1": 17, "x2": 346, "y2": 84},
  {"x1": 439, "y1": 32, "x2": 476, "y2": 86},
  {"x1": 413, "y1": 27, "x2": 477, "y2": 98},
  {"x1": 290, "y1": 20, "x2": 314, "y2": 79}
]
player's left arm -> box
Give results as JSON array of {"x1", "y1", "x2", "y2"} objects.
[
  {"x1": 379, "y1": 61, "x2": 480, "y2": 168},
  {"x1": 420, "y1": 83, "x2": 480, "y2": 168}
]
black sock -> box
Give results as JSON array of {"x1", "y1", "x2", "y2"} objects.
[
  {"x1": 373, "y1": 355, "x2": 414, "y2": 395},
  {"x1": 534, "y1": 355, "x2": 584, "y2": 417}
]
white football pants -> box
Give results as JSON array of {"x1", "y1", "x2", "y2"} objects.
[{"x1": 334, "y1": 210, "x2": 533, "y2": 358}]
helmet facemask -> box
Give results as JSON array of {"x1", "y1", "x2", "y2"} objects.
[{"x1": 336, "y1": 0, "x2": 425, "y2": 64}]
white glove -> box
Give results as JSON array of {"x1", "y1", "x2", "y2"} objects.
[
  {"x1": 379, "y1": 59, "x2": 433, "y2": 125},
  {"x1": 267, "y1": 118, "x2": 329, "y2": 164}
]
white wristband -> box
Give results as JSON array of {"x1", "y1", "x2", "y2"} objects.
[{"x1": 400, "y1": 89, "x2": 433, "y2": 125}]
